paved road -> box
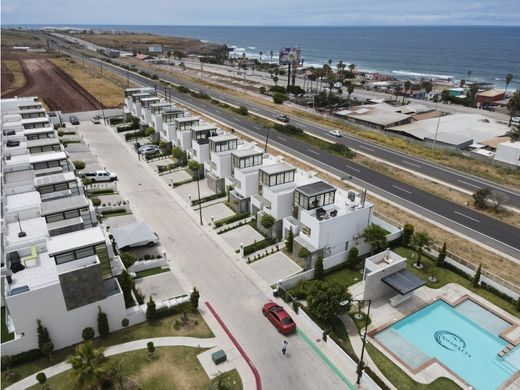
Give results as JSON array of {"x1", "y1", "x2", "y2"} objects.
[{"x1": 81, "y1": 123, "x2": 349, "y2": 389}]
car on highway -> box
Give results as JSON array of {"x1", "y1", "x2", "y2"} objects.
[
  {"x1": 69, "y1": 115, "x2": 80, "y2": 125},
  {"x1": 262, "y1": 302, "x2": 296, "y2": 335},
  {"x1": 80, "y1": 170, "x2": 118, "y2": 182},
  {"x1": 138, "y1": 144, "x2": 160, "y2": 155},
  {"x1": 329, "y1": 130, "x2": 342, "y2": 137},
  {"x1": 276, "y1": 114, "x2": 290, "y2": 123},
  {"x1": 91, "y1": 115, "x2": 102, "y2": 124}
]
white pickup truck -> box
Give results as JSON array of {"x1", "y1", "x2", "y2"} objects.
[{"x1": 81, "y1": 170, "x2": 118, "y2": 182}]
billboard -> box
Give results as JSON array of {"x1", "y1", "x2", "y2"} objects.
[{"x1": 279, "y1": 48, "x2": 301, "y2": 66}]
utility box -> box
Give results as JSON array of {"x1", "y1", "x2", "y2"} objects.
[{"x1": 211, "y1": 349, "x2": 227, "y2": 365}]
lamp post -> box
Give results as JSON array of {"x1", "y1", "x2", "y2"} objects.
[
  {"x1": 195, "y1": 168, "x2": 203, "y2": 225},
  {"x1": 341, "y1": 298, "x2": 372, "y2": 384},
  {"x1": 264, "y1": 126, "x2": 270, "y2": 153},
  {"x1": 432, "y1": 100, "x2": 442, "y2": 150}
]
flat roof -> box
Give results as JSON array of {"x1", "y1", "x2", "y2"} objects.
[
  {"x1": 232, "y1": 147, "x2": 263, "y2": 158},
  {"x1": 259, "y1": 162, "x2": 294, "y2": 175},
  {"x1": 210, "y1": 134, "x2": 238, "y2": 143},
  {"x1": 382, "y1": 268, "x2": 425, "y2": 295},
  {"x1": 163, "y1": 108, "x2": 184, "y2": 114},
  {"x1": 151, "y1": 102, "x2": 171, "y2": 107},
  {"x1": 4, "y1": 169, "x2": 35, "y2": 184},
  {"x1": 48, "y1": 226, "x2": 106, "y2": 255},
  {"x1": 477, "y1": 89, "x2": 505, "y2": 98},
  {"x1": 6, "y1": 217, "x2": 48, "y2": 248},
  {"x1": 296, "y1": 181, "x2": 336, "y2": 197},
  {"x1": 40, "y1": 195, "x2": 88, "y2": 215},
  {"x1": 23, "y1": 128, "x2": 54, "y2": 135},
  {"x1": 21, "y1": 117, "x2": 50, "y2": 124},
  {"x1": 192, "y1": 124, "x2": 217, "y2": 132},
  {"x1": 131, "y1": 92, "x2": 151, "y2": 97},
  {"x1": 140, "y1": 97, "x2": 161, "y2": 102},
  {"x1": 34, "y1": 171, "x2": 76, "y2": 187},
  {"x1": 6, "y1": 191, "x2": 41, "y2": 213},
  {"x1": 30, "y1": 151, "x2": 67, "y2": 164},
  {"x1": 26, "y1": 138, "x2": 60, "y2": 148},
  {"x1": 343, "y1": 104, "x2": 410, "y2": 126},
  {"x1": 175, "y1": 116, "x2": 200, "y2": 123}
]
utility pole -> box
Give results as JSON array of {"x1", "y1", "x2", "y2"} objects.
[
  {"x1": 287, "y1": 63, "x2": 291, "y2": 90},
  {"x1": 100, "y1": 60, "x2": 103, "y2": 77},
  {"x1": 264, "y1": 126, "x2": 270, "y2": 153},
  {"x1": 126, "y1": 69, "x2": 129, "y2": 88}
]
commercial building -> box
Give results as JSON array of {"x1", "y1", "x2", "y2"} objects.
[
  {"x1": 475, "y1": 89, "x2": 506, "y2": 107},
  {"x1": 335, "y1": 103, "x2": 411, "y2": 130},
  {"x1": 494, "y1": 141, "x2": 520, "y2": 169}
]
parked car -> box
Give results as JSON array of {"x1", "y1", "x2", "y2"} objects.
[
  {"x1": 329, "y1": 130, "x2": 342, "y2": 137},
  {"x1": 91, "y1": 115, "x2": 102, "y2": 124},
  {"x1": 276, "y1": 114, "x2": 290, "y2": 123},
  {"x1": 138, "y1": 144, "x2": 160, "y2": 155},
  {"x1": 262, "y1": 302, "x2": 296, "y2": 335},
  {"x1": 69, "y1": 115, "x2": 80, "y2": 125},
  {"x1": 81, "y1": 170, "x2": 118, "y2": 182}
]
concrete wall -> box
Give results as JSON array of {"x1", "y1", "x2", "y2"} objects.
[
  {"x1": 212, "y1": 153, "x2": 232, "y2": 179},
  {"x1": 262, "y1": 187, "x2": 293, "y2": 220},
  {"x1": 235, "y1": 170, "x2": 259, "y2": 198},
  {"x1": 178, "y1": 130, "x2": 191, "y2": 151},
  {"x1": 494, "y1": 142, "x2": 520, "y2": 169},
  {"x1": 192, "y1": 141, "x2": 210, "y2": 164}
]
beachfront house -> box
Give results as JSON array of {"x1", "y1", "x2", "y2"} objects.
[
  {"x1": 175, "y1": 116, "x2": 201, "y2": 150},
  {"x1": 160, "y1": 108, "x2": 185, "y2": 141},
  {"x1": 204, "y1": 134, "x2": 239, "y2": 193},
  {"x1": 189, "y1": 124, "x2": 219, "y2": 164}
]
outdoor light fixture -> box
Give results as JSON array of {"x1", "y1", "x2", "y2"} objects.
[{"x1": 17, "y1": 213, "x2": 26, "y2": 238}]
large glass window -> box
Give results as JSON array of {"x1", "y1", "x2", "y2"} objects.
[{"x1": 54, "y1": 244, "x2": 105, "y2": 265}]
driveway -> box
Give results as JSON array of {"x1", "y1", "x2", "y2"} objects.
[
  {"x1": 134, "y1": 271, "x2": 185, "y2": 302},
  {"x1": 78, "y1": 122, "x2": 348, "y2": 389},
  {"x1": 250, "y1": 252, "x2": 302, "y2": 286},
  {"x1": 220, "y1": 225, "x2": 264, "y2": 251}
]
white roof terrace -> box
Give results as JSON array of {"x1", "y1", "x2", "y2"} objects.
[{"x1": 47, "y1": 226, "x2": 106, "y2": 256}]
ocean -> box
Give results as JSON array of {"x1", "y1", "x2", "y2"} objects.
[{"x1": 6, "y1": 25, "x2": 520, "y2": 88}]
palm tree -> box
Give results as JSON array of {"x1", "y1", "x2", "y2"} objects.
[
  {"x1": 67, "y1": 341, "x2": 108, "y2": 390},
  {"x1": 348, "y1": 63, "x2": 356, "y2": 72},
  {"x1": 505, "y1": 73, "x2": 513, "y2": 96},
  {"x1": 403, "y1": 80, "x2": 411, "y2": 103},
  {"x1": 361, "y1": 224, "x2": 388, "y2": 254},
  {"x1": 459, "y1": 79, "x2": 466, "y2": 88},
  {"x1": 410, "y1": 231, "x2": 433, "y2": 268},
  {"x1": 347, "y1": 84, "x2": 355, "y2": 98},
  {"x1": 328, "y1": 58, "x2": 333, "y2": 66},
  {"x1": 422, "y1": 81, "x2": 433, "y2": 100},
  {"x1": 336, "y1": 60, "x2": 344, "y2": 72},
  {"x1": 108, "y1": 361, "x2": 128, "y2": 389}
]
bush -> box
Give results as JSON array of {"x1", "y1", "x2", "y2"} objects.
[
  {"x1": 273, "y1": 123, "x2": 304, "y2": 135},
  {"x1": 190, "y1": 287, "x2": 200, "y2": 311},
  {"x1": 118, "y1": 271, "x2": 135, "y2": 308},
  {"x1": 5, "y1": 349, "x2": 43, "y2": 368},
  {"x1": 36, "y1": 372, "x2": 47, "y2": 385},
  {"x1": 259, "y1": 86, "x2": 266, "y2": 94},
  {"x1": 97, "y1": 308, "x2": 109, "y2": 338},
  {"x1": 177, "y1": 85, "x2": 191, "y2": 94},
  {"x1": 191, "y1": 192, "x2": 226, "y2": 206},
  {"x1": 120, "y1": 251, "x2": 137, "y2": 268},
  {"x1": 72, "y1": 160, "x2": 86, "y2": 170},
  {"x1": 327, "y1": 143, "x2": 355, "y2": 158},
  {"x1": 298, "y1": 247, "x2": 311, "y2": 258},
  {"x1": 146, "y1": 296, "x2": 156, "y2": 321},
  {"x1": 269, "y1": 85, "x2": 287, "y2": 94},
  {"x1": 401, "y1": 224, "x2": 414, "y2": 246},
  {"x1": 214, "y1": 212, "x2": 249, "y2": 227},
  {"x1": 260, "y1": 214, "x2": 275, "y2": 229},
  {"x1": 314, "y1": 256, "x2": 324, "y2": 280},
  {"x1": 147, "y1": 341, "x2": 155, "y2": 354},
  {"x1": 345, "y1": 247, "x2": 360, "y2": 269},
  {"x1": 82, "y1": 327, "x2": 95, "y2": 341},
  {"x1": 190, "y1": 91, "x2": 210, "y2": 99},
  {"x1": 286, "y1": 227, "x2": 294, "y2": 252},
  {"x1": 287, "y1": 85, "x2": 305, "y2": 95},
  {"x1": 151, "y1": 74, "x2": 159, "y2": 80},
  {"x1": 235, "y1": 105, "x2": 248, "y2": 115},
  {"x1": 37, "y1": 320, "x2": 51, "y2": 350},
  {"x1": 121, "y1": 318, "x2": 129, "y2": 328},
  {"x1": 272, "y1": 92, "x2": 289, "y2": 104},
  {"x1": 144, "y1": 127, "x2": 155, "y2": 137},
  {"x1": 57, "y1": 129, "x2": 65, "y2": 136},
  {"x1": 243, "y1": 238, "x2": 276, "y2": 256},
  {"x1": 124, "y1": 131, "x2": 145, "y2": 141},
  {"x1": 91, "y1": 196, "x2": 101, "y2": 207}
]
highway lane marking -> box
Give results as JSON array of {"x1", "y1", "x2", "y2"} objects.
[
  {"x1": 457, "y1": 180, "x2": 482, "y2": 189},
  {"x1": 358, "y1": 145, "x2": 374, "y2": 152},
  {"x1": 345, "y1": 165, "x2": 361, "y2": 172},
  {"x1": 454, "y1": 211, "x2": 480, "y2": 223},
  {"x1": 278, "y1": 136, "x2": 288, "y2": 141},
  {"x1": 392, "y1": 185, "x2": 412, "y2": 194},
  {"x1": 308, "y1": 149, "x2": 320, "y2": 156},
  {"x1": 402, "y1": 160, "x2": 422, "y2": 168}
]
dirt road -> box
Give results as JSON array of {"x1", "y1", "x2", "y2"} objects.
[{"x1": 3, "y1": 57, "x2": 101, "y2": 113}]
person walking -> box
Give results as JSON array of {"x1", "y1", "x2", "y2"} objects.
[{"x1": 282, "y1": 340, "x2": 288, "y2": 356}]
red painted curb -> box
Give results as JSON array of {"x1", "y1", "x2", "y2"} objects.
[{"x1": 205, "y1": 301, "x2": 262, "y2": 390}]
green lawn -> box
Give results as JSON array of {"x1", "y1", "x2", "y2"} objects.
[
  {"x1": 366, "y1": 343, "x2": 461, "y2": 390},
  {"x1": 28, "y1": 347, "x2": 243, "y2": 390},
  {"x1": 1, "y1": 307, "x2": 14, "y2": 343},
  {"x1": 1, "y1": 311, "x2": 214, "y2": 389},
  {"x1": 393, "y1": 247, "x2": 519, "y2": 317},
  {"x1": 135, "y1": 267, "x2": 170, "y2": 279},
  {"x1": 324, "y1": 266, "x2": 363, "y2": 287}
]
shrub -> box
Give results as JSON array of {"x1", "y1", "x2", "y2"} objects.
[
  {"x1": 144, "y1": 127, "x2": 155, "y2": 137},
  {"x1": 57, "y1": 129, "x2": 65, "y2": 136},
  {"x1": 260, "y1": 214, "x2": 275, "y2": 229},
  {"x1": 6, "y1": 349, "x2": 43, "y2": 368},
  {"x1": 118, "y1": 271, "x2": 135, "y2": 308},
  {"x1": 190, "y1": 91, "x2": 210, "y2": 99},
  {"x1": 190, "y1": 287, "x2": 200, "y2": 311},
  {"x1": 191, "y1": 192, "x2": 226, "y2": 206},
  {"x1": 298, "y1": 247, "x2": 311, "y2": 258},
  {"x1": 235, "y1": 105, "x2": 248, "y2": 115},
  {"x1": 82, "y1": 327, "x2": 95, "y2": 341},
  {"x1": 41, "y1": 342, "x2": 54, "y2": 361},
  {"x1": 269, "y1": 85, "x2": 287, "y2": 94},
  {"x1": 177, "y1": 85, "x2": 191, "y2": 94},
  {"x1": 259, "y1": 86, "x2": 266, "y2": 94},
  {"x1": 37, "y1": 320, "x2": 51, "y2": 350},
  {"x1": 473, "y1": 188, "x2": 491, "y2": 209},
  {"x1": 72, "y1": 160, "x2": 86, "y2": 170},
  {"x1": 97, "y1": 308, "x2": 109, "y2": 338},
  {"x1": 121, "y1": 318, "x2": 129, "y2": 328},
  {"x1": 120, "y1": 251, "x2": 137, "y2": 268},
  {"x1": 214, "y1": 212, "x2": 249, "y2": 228},
  {"x1": 286, "y1": 227, "x2": 294, "y2": 252},
  {"x1": 272, "y1": 92, "x2": 288, "y2": 104},
  {"x1": 314, "y1": 256, "x2": 324, "y2": 280},
  {"x1": 287, "y1": 85, "x2": 305, "y2": 95},
  {"x1": 151, "y1": 74, "x2": 159, "y2": 80},
  {"x1": 346, "y1": 247, "x2": 360, "y2": 269},
  {"x1": 273, "y1": 123, "x2": 304, "y2": 135},
  {"x1": 243, "y1": 238, "x2": 276, "y2": 256},
  {"x1": 91, "y1": 196, "x2": 101, "y2": 207},
  {"x1": 401, "y1": 224, "x2": 414, "y2": 246},
  {"x1": 146, "y1": 296, "x2": 157, "y2": 321},
  {"x1": 436, "y1": 242, "x2": 447, "y2": 267},
  {"x1": 36, "y1": 371, "x2": 47, "y2": 386},
  {"x1": 327, "y1": 143, "x2": 355, "y2": 158},
  {"x1": 147, "y1": 341, "x2": 155, "y2": 354},
  {"x1": 2, "y1": 355, "x2": 13, "y2": 372}
]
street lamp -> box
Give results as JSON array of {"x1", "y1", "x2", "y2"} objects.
[
  {"x1": 432, "y1": 100, "x2": 442, "y2": 150},
  {"x1": 195, "y1": 168, "x2": 203, "y2": 225},
  {"x1": 341, "y1": 298, "x2": 372, "y2": 384}
]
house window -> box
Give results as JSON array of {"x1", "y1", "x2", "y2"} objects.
[
  {"x1": 211, "y1": 161, "x2": 217, "y2": 170},
  {"x1": 302, "y1": 225, "x2": 311, "y2": 236}
]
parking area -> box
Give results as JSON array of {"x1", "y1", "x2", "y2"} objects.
[
  {"x1": 163, "y1": 169, "x2": 192, "y2": 185},
  {"x1": 173, "y1": 179, "x2": 214, "y2": 203},
  {"x1": 220, "y1": 224, "x2": 265, "y2": 251},
  {"x1": 103, "y1": 214, "x2": 137, "y2": 230},
  {"x1": 202, "y1": 202, "x2": 234, "y2": 224},
  {"x1": 250, "y1": 252, "x2": 302, "y2": 286},
  {"x1": 134, "y1": 271, "x2": 185, "y2": 302}
]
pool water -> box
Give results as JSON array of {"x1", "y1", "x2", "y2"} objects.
[{"x1": 375, "y1": 300, "x2": 519, "y2": 390}]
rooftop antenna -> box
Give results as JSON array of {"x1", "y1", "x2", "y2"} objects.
[{"x1": 17, "y1": 213, "x2": 26, "y2": 238}]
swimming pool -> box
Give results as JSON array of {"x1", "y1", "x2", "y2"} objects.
[{"x1": 374, "y1": 299, "x2": 519, "y2": 390}]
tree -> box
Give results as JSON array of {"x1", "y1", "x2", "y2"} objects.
[
  {"x1": 286, "y1": 227, "x2": 294, "y2": 252},
  {"x1": 506, "y1": 124, "x2": 520, "y2": 142},
  {"x1": 146, "y1": 296, "x2": 156, "y2": 321},
  {"x1": 314, "y1": 256, "x2": 324, "y2": 280},
  {"x1": 67, "y1": 341, "x2": 107, "y2": 389},
  {"x1": 473, "y1": 264, "x2": 482, "y2": 287},
  {"x1": 436, "y1": 242, "x2": 447, "y2": 267},
  {"x1": 41, "y1": 342, "x2": 54, "y2": 361},
  {"x1": 260, "y1": 214, "x2": 275, "y2": 229},
  {"x1": 467, "y1": 70, "x2": 472, "y2": 81},
  {"x1": 36, "y1": 372, "x2": 47, "y2": 388},
  {"x1": 97, "y1": 308, "x2": 109, "y2": 338},
  {"x1": 347, "y1": 84, "x2": 355, "y2": 98},
  {"x1": 401, "y1": 224, "x2": 414, "y2": 247},
  {"x1": 120, "y1": 251, "x2": 137, "y2": 269},
  {"x1": 403, "y1": 80, "x2": 412, "y2": 103},
  {"x1": 441, "y1": 89, "x2": 450, "y2": 103},
  {"x1": 469, "y1": 83, "x2": 479, "y2": 103},
  {"x1": 504, "y1": 73, "x2": 513, "y2": 96},
  {"x1": 107, "y1": 360, "x2": 127, "y2": 390},
  {"x1": 37, "y1": 319, "x2": 51, "y2": 350},
  {"x1": 348, "y1": 63, "x2": 356, "y2": 72},
  {"x1": 119, "y1": 270, "x2": 134, "y2": 307},
  {"x1": 190, "y1": 287, "x2": 200, "y2": 311},
  {"x1": 82, "y1": 327, "x2": 95, "y2": 342},
  {"x1": 307, "y1": 281, "x2": 351, "y2": 323},
  {"x1": 361, "y1": 224, "x2": 388, "y2": 254},
  {"x1": 72, "y1": 160, "x2": 86, "y2": 170},
  {"x1": 489, "y1": 190, "x2": 509, "y2": 212},
  {"x1": 345, "y1": 247, "x2": 359, "y2": 269},
  {"x1": 459, "y1": 79, "x2": 466, "y2": 88},
  {"x1": 507, "y1": 90, "x2": 520, "y2": 127},
  {"x1": 472, "y1": 187, "x2": 492, "y2": 209},
  {"x1": 421, "y1": 81, "x2": 433, "y2": 97},
  {"x1": 410, "y1": 231, "x2": 433, "y2": 268},
  {"x1": 298, "y1": 247, "x2": 311, "y2": 259},
  {"x1": 188, "y1": 159, "x2": 201, "y2": 176},
  {"x1": 172, "y1": 146, "x2": 187, "y2": 165}
]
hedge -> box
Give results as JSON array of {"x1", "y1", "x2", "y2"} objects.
[
  {"x1": 269, "y1": 85, "x2": 287, "y2": 94},
  {"x1": 273, "y1": 123, "x2": 304, "y2": 135},
  {"x1": 125, "y1": 131, "x2": 145, "y2": 141},
  {"x1": 4, "y1": 349, "x2": 43, "y2": 368},
  {"x1": 154, "y1": 301, "x2": 191, "y2": 320},
  {"x1": 214, "y1": 212, "x2": 249, "y2": 228},
  {"x1": 172, "y1": 178, "x2": 195, "y2": 187},
  {"x1": 177, "y1": 86, "x2": 191, "y2": 94},
  {"x1": 101, "y1": 208, "x2": 127, "y2": 216},
  {"x1": 191, "y1": 192, "x2": 226, "y2": 206},
  {"x1": 243, "y1": 238, "x2": 276, "y2": 256}
]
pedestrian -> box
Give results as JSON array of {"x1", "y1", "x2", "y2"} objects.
[{"x1": 282, "y1": 340, "x2": 288, "y2": 356}]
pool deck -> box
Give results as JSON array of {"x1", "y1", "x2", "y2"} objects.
[{"x1": 354, "y1": 282, "x2": 520, "y2": 389}]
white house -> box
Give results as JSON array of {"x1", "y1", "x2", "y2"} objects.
[
  {"x1": 175, "y1": 116, "x2": 201, "y2": 150},
  {"x1": 150, "y1": 102, "x2": 172, "y2": 131},
  {"x1": 189, "y1": 124, "x2": 219, "y2": 164},
  {"x1": 204, "y1": 134, "x2": 239, "y2": 193},
  {"x1": 160, "y1": 108, "x2": 185, "y2": 141},
  {"x1": 139, "y1": 96, "x2": 161, "y2": 124}
]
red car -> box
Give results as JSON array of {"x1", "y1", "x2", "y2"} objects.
[{"x1": 262, "y1": 302, "x2": 296, "y2": 335}]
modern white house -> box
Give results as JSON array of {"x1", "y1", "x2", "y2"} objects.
[
  {"x1": 175, "y1": 116, "x2": 201, "y2": 150},
  {"x1": 159, "y1": 108, "x2": 185, "y2": 141},
  {"x1": 123, "y1": 87, "x2": 155, "y2": 118},
  {"x1": 494, "y1": 141, "x2": 520, "y2": 169},
  {"x1": 189, "y1": 124, "x2": 219, "y2": 164},
  {"x1": 204, "y1": 134, "x2": 239, "y2": 193},
  {"x1": 139, "y1": 96, "x2": 161, "y2": 124},
  {"x1": 1, "y1": 97, "x2": 127, "y2": 356},
  {"x1": 150, "y1": 102, "x2": 172, "y2": 131}
]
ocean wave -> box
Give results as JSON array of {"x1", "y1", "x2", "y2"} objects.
[
  {"x1": 247, "y1": 46, "x2": 256, "y2": 50},
  {"x1": 393, "y1": 70, "x2": 453, "y2": 80}
]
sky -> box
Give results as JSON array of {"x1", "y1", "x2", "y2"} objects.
[{"x1": 2, "y1": 0, "x2": 520, "y2": 26}]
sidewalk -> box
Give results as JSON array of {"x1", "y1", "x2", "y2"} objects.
[{"x1": 6, "y1": 337, "x2": 218, "y2": 390}]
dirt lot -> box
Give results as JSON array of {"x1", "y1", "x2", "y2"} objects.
[{"x1": 2, "y1": 55, "x2": 100, "y2": 113}]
